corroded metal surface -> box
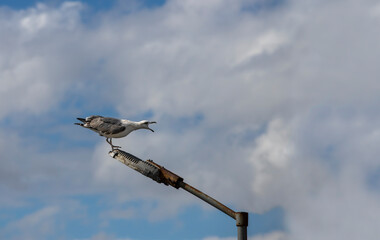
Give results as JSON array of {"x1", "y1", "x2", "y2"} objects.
[
  {"x1": 147, "y1": 160, "x2": 183, "y2": 188},
  {"x1": 236, "y1": 212, "x2": 249, "y2": 226}
]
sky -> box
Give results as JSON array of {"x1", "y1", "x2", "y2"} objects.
[{"x1": 1, "y1": 0, "x2": 380, "y2": 239}]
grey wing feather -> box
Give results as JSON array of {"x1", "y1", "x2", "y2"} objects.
[
  {"x1": 90, "y1": 117, "x2": 126, "y2": 135},
  {"x1": 86, "y1": 115, "x2": 103, "y2": 121}
]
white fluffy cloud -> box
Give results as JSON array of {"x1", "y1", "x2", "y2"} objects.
[
  {"x1": 0, "y1": 2, "x2": 84, "y2": 117},
  {"x1": 90, "y1": 1, "x2": 380, "y2": 238},
  {"x1": 247, "y1": 115, "x2": 380, "y2": 239},
  {"x1": 1, "y1": 0, "x2": 380, "y2": 239}
]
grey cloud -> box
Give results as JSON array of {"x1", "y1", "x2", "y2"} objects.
[{"x1": 1, "y1": 0, "x2": 380, "y2": 239}]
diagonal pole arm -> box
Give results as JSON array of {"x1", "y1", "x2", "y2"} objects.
[{"x1": 109, "y1": 149, "x2": 248, "y2": 240}]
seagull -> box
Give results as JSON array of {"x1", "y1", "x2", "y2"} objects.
[{"x1": 75, "y1": 115, "x2": 156, "y2": 150}]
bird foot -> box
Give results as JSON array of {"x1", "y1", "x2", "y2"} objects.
[{"x1": 111, "y1": 145, "x2": 121, "y2": 151}]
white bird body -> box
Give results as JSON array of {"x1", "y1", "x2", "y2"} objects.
[{"x1": 75, "y1": 115, "x2": 156, "y2": 150}]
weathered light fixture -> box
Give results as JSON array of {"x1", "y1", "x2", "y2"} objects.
[{"x1": 109, "y1": 149, "x2": 249, "y2": 240}]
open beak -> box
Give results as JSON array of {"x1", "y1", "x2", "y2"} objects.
[{"x1": 148, "y1": 121, "x2": 156, "y2": 132}]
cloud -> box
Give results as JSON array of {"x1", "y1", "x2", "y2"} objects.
[
  {"x1": 84, "y1": 232, "x2": 133, "y2": 240},
  {"x1": 0, "y1": 206, "x2": 59, "y2": 240},
  {"x1": 0, "y1": 2, "x2": 83, "y2": 117},
  {"x1": 1, "y1": 0, "x2": 380, "y2": 239},
  {"x1": 246, "y1": 112, "x2": 380, "y2": 239},
  {"x1": 89, "y1": 0, "x2": 380, "y2": 239}
]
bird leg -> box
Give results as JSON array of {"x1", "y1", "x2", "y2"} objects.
[{"x1": 106, "y1": 138, "x2": 121, "y2": 150}]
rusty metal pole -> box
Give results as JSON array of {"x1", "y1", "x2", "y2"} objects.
[{"x1": 109, "y1": 149, "x2": 248, "y2": 240}]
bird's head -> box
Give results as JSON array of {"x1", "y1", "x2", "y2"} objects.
[{"x1": 139, "y1": 120, "x2": 156, "y2": 132}]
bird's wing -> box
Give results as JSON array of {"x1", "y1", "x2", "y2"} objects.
[
  {"x1": 89, "y1": 117, "x2": 126, "y2": 135},
  {"x1": 86, "y1": 115, "x2": 104, "y2": 121}
]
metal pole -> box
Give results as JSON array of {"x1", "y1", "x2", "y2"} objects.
[
  {"x1": 236, "y1": 212, "x2": 249, "y2": 240},
  {"x1": 109, "y1": 149, "x2": 248, "y2": 240},
  {"x1": 178, "y1": 182, "x2": 248, "y2": 240},
  {"x1": 178, "y1": 181, "x2": 236, "y2": 219}
]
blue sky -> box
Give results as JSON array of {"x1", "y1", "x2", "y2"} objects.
[{"x1": 1, "y1": 0, "x2": 380, "y2": 240}]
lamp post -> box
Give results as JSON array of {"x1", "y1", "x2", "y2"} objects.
[{"x1": 109, "y1": 149, "x2": 248, "y2": 240}]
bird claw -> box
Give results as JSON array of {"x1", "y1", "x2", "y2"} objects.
[{"x1": 111, "y1": 145, "x2": 121, "y2": 151}]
